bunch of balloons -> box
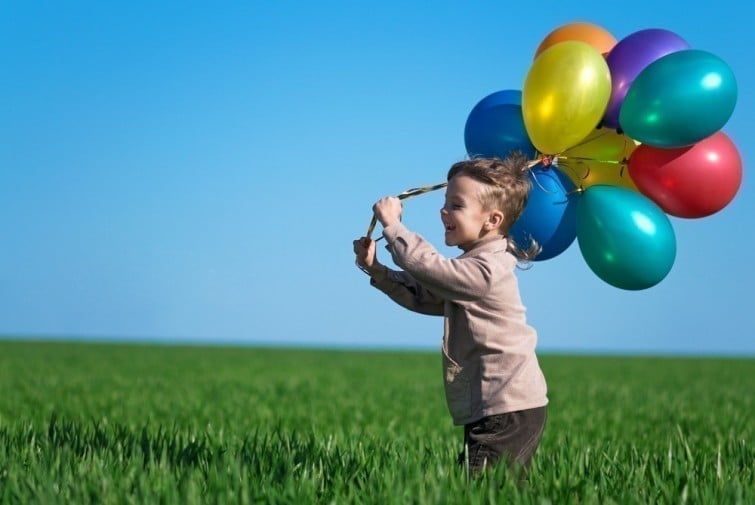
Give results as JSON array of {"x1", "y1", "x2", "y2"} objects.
[{"x1": 464, "y1": 22, "x2": 741, "y2": 290}]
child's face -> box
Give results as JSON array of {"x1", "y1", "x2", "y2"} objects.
[{"x1": 440, "y1": 174, "x2": 502, "y2": 252}]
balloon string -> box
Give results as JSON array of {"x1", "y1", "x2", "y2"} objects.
[
  {"x1": 527, "y1": 158, "x2": 544, "y2": 169},
  {"x1": 557, "y1": 160, "x2": 591, "y2": 186},
  {"x1": 558, "y1": 158, "x2": 631, "y2": 180},
  {"x1": 528, "y1": 167, "x2": 553, "y2": 195},
  {"x1": 555, "y1": 128, "x2": 634, "y2": 171},
  {"x1": 366, "y1": 182, "x2": 448, "y2": 239},
  {"x1": 557, "y1": 155, "x2": 624, "y2": 165}
]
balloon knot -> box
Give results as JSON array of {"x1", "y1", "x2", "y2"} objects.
[{"x1": 541, "y1": 156, "x2": 554, "y2": 168}]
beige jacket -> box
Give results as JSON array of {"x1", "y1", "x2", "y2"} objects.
[{"x1": 371, "y1": 222, "x2": 548, "y2": 425}]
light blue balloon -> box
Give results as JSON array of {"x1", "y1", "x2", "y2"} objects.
[
  {"x1": 619, "y1": 49, "x2": 737, "y2": 147},
  {"x1": 511, "y1": 166, "x2": 577, "y2": 261},
  {"x1": 464, "y1": 90, "x2": 536, "y2": 160},
  {"x1": 577, "y1": 186, "x2": 676, "y2": 290}
]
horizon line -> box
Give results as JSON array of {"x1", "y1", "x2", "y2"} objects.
[{"x1": 1, "y1": 334, "x2": 753, "y2": 360}]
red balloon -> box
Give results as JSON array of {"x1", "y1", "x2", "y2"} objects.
[{"x1": 628, "y1": 132, "x2": 742, "y2": 218}]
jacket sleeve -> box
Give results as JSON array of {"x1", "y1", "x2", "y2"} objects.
[
  {"x1": 381, "y1": 223, "x2": 496, "y2": 302},
  {"x1": 370, "y1": 267, "x2": 445, "y2": 316}
]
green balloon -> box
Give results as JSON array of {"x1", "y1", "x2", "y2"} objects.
[
  {"x1": 619, "y1": 49, "x2": 737, "y2": 147},
  {"x1": 577, "y1": 186, "x2": 676, "y2": 290}
]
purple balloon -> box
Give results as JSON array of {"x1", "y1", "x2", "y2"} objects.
[{"x1": 603, "y1": 29, "x2": 690, "y2": 129}]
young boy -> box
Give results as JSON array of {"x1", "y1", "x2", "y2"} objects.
[{"x1": 353, "y1": 153, "x2": 548, "y2": 474}]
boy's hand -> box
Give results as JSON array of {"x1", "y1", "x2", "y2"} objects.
[
  {"x1": 353, "y1": 237, "x2": 376, "y2": 269},
  {"x1": 373, "y1": 197, "x2": 402, "y2": 228}
]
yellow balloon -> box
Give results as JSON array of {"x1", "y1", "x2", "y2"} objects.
[
  {"x1": 558, "y1": 128, "x2": 638, "y2": 190},
  {"x1": 523, "y1": 41, "x2": 611, "y2": 155}
]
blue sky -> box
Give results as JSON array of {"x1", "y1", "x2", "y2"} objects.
[{"x1": 1, "y1": 1, "x2": 753, "y2": 355}]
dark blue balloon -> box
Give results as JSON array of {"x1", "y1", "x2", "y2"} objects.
[
  {"x1": 471, "y1": 89, "x2": 522, "y2": 110},
  {"x1": 464, "y1": 90, "x2": 536, "y2": 160},
  {"x1": 510, "y1": 166, "x2": 578, "y2": 261}
]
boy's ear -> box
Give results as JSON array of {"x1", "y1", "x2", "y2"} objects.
[{"x1": 486, "y1": 210, "x2": 504, "y2": 230}]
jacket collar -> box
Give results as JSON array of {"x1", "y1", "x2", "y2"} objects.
[{"x1": 458, "y1": 236, "x2": 508, "y2": 258}]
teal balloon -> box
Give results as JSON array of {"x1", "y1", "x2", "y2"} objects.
[
  {"x1": 619, "y1": 49, "x2": 737, "y2": 147},
  {"x1": 577, "y1": 186, "x2": 676, "y2": 290}
]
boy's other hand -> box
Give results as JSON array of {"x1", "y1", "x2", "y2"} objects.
[{"x1": 353, "y1": 237, "x2": 377, "y2": 271}]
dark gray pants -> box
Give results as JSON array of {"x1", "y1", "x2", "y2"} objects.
[{"x1": 458, "y1": 406, "x2": 547, "y2": 474}]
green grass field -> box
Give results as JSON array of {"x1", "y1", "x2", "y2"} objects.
[{"x1": 0, "y1": 340, "x2": 752, "y2": 504}]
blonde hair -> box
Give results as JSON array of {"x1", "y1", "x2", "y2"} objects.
[{"x1": 447, "y1": 151, "x2": 541, "y2": 261}]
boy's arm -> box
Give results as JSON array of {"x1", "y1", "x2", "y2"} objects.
[
  {"x1": 367, "y1": 265, "x2": 445, "y2": 316},
  {"x1": 354, "y1": 234, "x2": 444, "y2": 315},
  {"x1": 382, "y1": 223, "x2": 499, "y2": 302}
]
